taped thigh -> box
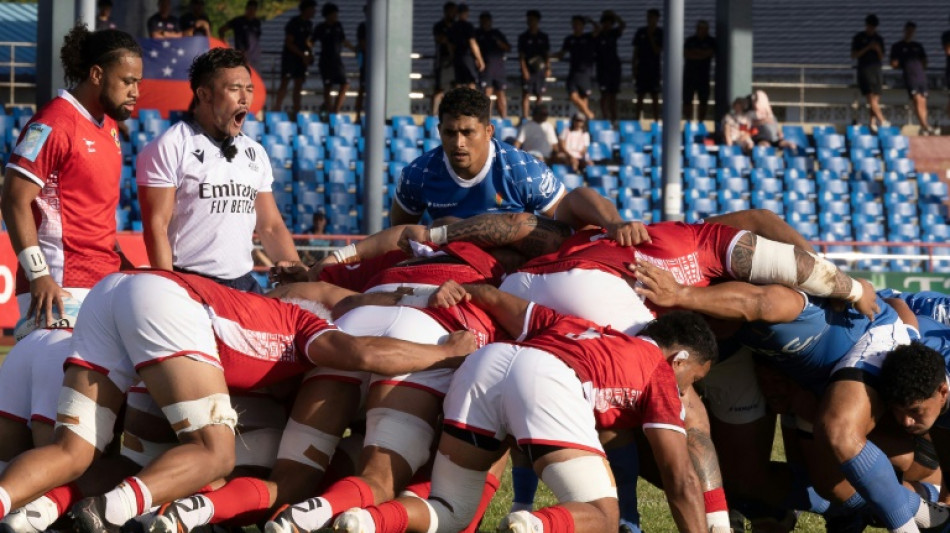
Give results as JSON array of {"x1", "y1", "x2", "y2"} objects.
[
  {"x1": 276, "y1": 418, "x2": 341, "y2": 471},
  {"x1": 162, "y1": 393, "x2": 238, "y2": 436},
  {"x1": 55, "y1": 388, "x2": 117, "y2": 452},
  {"x1": 541, "y1": 455, "x2": 618, "y2": 503},
  {"x1": 364, "y1": 407, "x2": 435, "y2": 472}
]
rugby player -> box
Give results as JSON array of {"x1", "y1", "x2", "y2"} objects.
[
  {"x1": 0, "y1": 270, "x2": 475, "y2": 533},
  {"x1": 329, "y1": 283, "x2": 717, "y2": 533}
]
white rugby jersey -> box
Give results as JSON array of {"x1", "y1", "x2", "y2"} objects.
[{"x1": 136, "y1": 120, "x2": 274, "y2": 280}]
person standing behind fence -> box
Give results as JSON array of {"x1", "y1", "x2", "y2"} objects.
[
  {"x1": 594, "y1": 10, "x2": 625, "y2": 124},
  {"x1": 683, "y1": 20, "x2": 716, "y2": 122},
  {"x1": 851, "y1": 14, "x2": 888, "y2": 131},
  {"x1": 518, "y1": 10, "x2": 550, "y2": 120},
  {"x1": 476, "y1": 11, "x2": 510, "y2": 119},
  {"x1": 180, "y1": 0, "x2": 212, "y2": 37},
  {"x1": 274, "y1": 0, "x2": 316, "y2": 117},
  {"x1": 891, "y1": 21, "x2": 937, "y2": 135},
  {"x1": 448, "y1": 4, "x2": 485, "y2": 90},
  {"x1": 633, "y1": 8, "x2": 663, "y2": 121},
  {"x1": 312, "y1": 2, "x2": 355, "y2": 114},
  {"x1": 148, "y1": 0, "x2": 182, "y2": 39},
  {"x1": 554, "y1": 15, "x2": 598, "y2": 120},
  {"x1": 219, "y1": 1, "x2": 263, "y2": 69},
  {"x1": 431, "y1": 2, "x2": 458, "y2": 115}
]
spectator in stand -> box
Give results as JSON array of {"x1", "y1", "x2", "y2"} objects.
[
  {"x1": 890, "y1": 21, "x2": 937, "y2": 135},
  {"x1": 448, "y1": 4, "x2": 484, "y2": 89},
  {"x1": 554, "y1": 15, "x2": 598, "y2": 120},
  {"x1": 147, "y1": 0, "x2": 182, "y2": 39},
  {"x1": 722, "y1": 96, "x2": 754, "y2": 154},
  {"x1": 274, "y1": 0, "x2": 316, "y2": 116},
  {"x1": 633, "y1": 8, "x2": 663, "y2": 121},
  {"x1": 513, "y1": 103, "x2": 559, "y2": 162},
  {"x1": 95, "y1": 0, "x2": 115, "y2": 31},
  {"x1": 312, "y1": 2, "x2": 355, "y2": 114},
  {"x1": 518, "y1": 10, "x2": 550, "y2": 120},
  {"x1": 355, "y1": 5, "x2": 368, "y2": 122},
  {"x1": 181, "y1": 0, "x2": 211, "y2": 37},
  {"x1": 943, "y1": 16, "x2": 950, "y2": 126},
  {"x1": 748, "y1": 89, "x2": 795, "y2": 149},
  {"x1": 431, "y1": 2, "x2": 458, "y2": 115},
  {"x1": 594, "y1": 10, "x2": 625, "y2": 124},
  {"x1": 476, "y1": 11, "x2": 510, "y2": 119},
  {"x1": 851, "y1": 14, "x2": 888, "y2": 131},
  {"x1": 219, "y1": 1, "x2": 263, "y2": 69},
  {"x1": 558, "y1": 112, "x2": 591, "y2": 172},
  {"x1": 683, "y1": 20, "x2": 716, "y2": 122}
]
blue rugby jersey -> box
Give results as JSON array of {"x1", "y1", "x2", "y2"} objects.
[{"x1": 394, "y1": 138, "x2": 565, "y2": 220}]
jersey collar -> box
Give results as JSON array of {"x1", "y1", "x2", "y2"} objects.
[
  {"x1": 442, "y1": 139, "x2": 496, "y2": 189},
  {"x1": 59, "y1": 89, "x2": 105, "y2": 128}
]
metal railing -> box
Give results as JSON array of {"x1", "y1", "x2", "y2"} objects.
[{"x1": 0, "y1": 41, "x2": 36, "y2": 107}]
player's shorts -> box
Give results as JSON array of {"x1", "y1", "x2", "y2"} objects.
[
  {"x1": 566, "y1": 69, "x2": 593, "y2": 97},
  {"x1": 454, "y1": 56, "x2": 479, "y2": 86},
  {"x1": 334, "y1": 304, "x2": 454, "y2": 396},
  {"x1": 683, "y1": 74, "x2": 711, "y2": 103},
  {"x1": 443, "y1": 343, "x2": 604, "y2": 455},
  {"x1": 597, "y1": 63, "x2": 621, "y2": 94},
  {"x1": 522, "y1": 70, "x2": 546, "y2": 96},
  {"x1": 857, "y1": 65, "x2": 882, "y2": 96},
  {"x1": 830, "y1": 320, "x2": 912, "y2": 384},
  {"x1": 281, "y1": 54, "x2": 309, "y2": 79},
  {"x1": 0, "y1": 328, "x2": 74, "y2": 427},
  {"x1": 479, "y1": 61, "x2": 507, "y2": 91},
  {"x1": 500, "y1": 269, "x2": 655, "y2": 335},
  {"x1": 701, "y1": 348, "x2": 767, "y2": 425},
  {"x1": 320, "y1": 59, "x2": 348, "y2": 86},
  {"x1": 635, "y1": 69, "x2": 661, "y2": 94},
  {"x1": 67, "y1": 273, "x2": 220, "y2": 392}
]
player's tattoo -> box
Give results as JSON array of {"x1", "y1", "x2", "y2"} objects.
[
  {"x1": 446, "y1": 213, "x2": 571, "y2": 257},
  {"x1": 687, "y1": 426, "x2": 724, "y2": 491},
  {"x1": 728, "y1": 232, "x2": 756, "y2": 280}
]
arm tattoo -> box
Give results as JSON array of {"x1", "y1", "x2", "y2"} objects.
[
  {"x1": 687, "y1": 426, "x2": 724, "y2": 491},
  {"x1": 729, "y1": 232, "x2": 756, "y2": 279},
  {"x1": 446, "y1": 214, "x2": 571, "y2": 258}
]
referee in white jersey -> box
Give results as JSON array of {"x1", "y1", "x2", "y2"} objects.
[{"x1": 137, "y1": 48, "x2": 301, "y2": 292}]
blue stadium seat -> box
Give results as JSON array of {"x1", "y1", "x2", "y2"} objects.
[
  {"x1": 562, "y1": 173, "x2": 584, "y2": 190},
  {"x1": 391, "y1": 147, "x2": 421, "y2": 164},
  {"x1": 305, "y1": 121, "x2": 329, "y2": 143},
  {"x1": 846, "y1": 124, "x2": 871, "y2": 140},
  {"x1": 264, "y1": 111, "x2": 289, "y2": 131},
  {"x1": 335, "y1": 123, "x2": 362, "y2": 144},
  {"x1": 723, "y1": 198, "x2": 750, "y2": 213},
  {"x1": 329, "y1": 146, "x2": 358, "y2": 167},
  {"x1": 595, "y1": 129, "x2": 621, "y2": 149},
  {"x1": 328, "y1": 113, "x2": 352, "y2": 131},
  {"x1": 921, "y1": 181, "x2": 949, "y2": 204},
  {"x1": 242, "y1": 120, "x2": 263, "y2": 142},
  {"x1": 623, "y1": 150, "x2": 651, "y2": 169},
  {"x1": 924, "y1": 224, "x2": 950, "y2": 241},
  {"x1": 819, "y1": 179, "x2": 849, "y2": 202},
  {"x1": 138, "y1": 109, "x2": 161, "y2": 122},
  {"x1": 816, "y1": 134, "x2": 845, "y2": 154},
  {"x1": 271, "y1": 121, "x2": 297, "y2": 144},
  {"x1": 686, "y1": 197, "x2": 718, "y2": 221},
  {"x1": 880, "y1": 134, "x2": 909, "y2": 154},
  {"x1": 752, "y1": 145, "x2": 776, "y2": 160},
  {"x1": 618, "y1": 120, "x2": 642, "y2": 140},
  {"x1": 689, "y1": 154, "x2": 716, "y2": 171},
  {"x1": 424, "y1": 116, "x2": 440, "y2": 138},
  {"x1": 721, "y1": 177, "x2": 750, "y2": 198},
  {"x1": 397, "y1": 124, "x2": 424, "y2": 145},
  {"x1": 786, "y1": 156, "x2": 813, "y2": 174},
  {"x1": 722, "y1": 155, "x2": 751, "y2": 173},
  {"x1": 623, "y1": 131, "x2": 653, "y2": 150},
  {"x1": 588, "y1": 142, "x2": 611, "y2": 162},
  {"x1": 887, "y1": 158, "x2": 915, "y2": 175},
  {"x1": 853, "y1": 158, "x2": 882, "y2": 180},
  {"x1": 811, "y1": 125, "x2": 836, "y2": 138},
  {"x1": 718, "y1": 145, "x2": 743, "y2": 159},
  {"x1": 391, "y1": 115, "x2": 417, "y2": 130},
  {"x1": 759, "y1": 199, "x2": 784, "y2": 215},
  {"x1": 793, "y1": 221, "x2": 819, "y2": 240},
  {"x1": 295, "y1": 111, "x2": 316, "y2": 128},
  {"x1": 422, "y1": 139, "x2": 441, "y2": 152},
  {"x1": 142, "y1": 118, "x2": 169, "y2": 139},
  {"x1": 787, "y1": 179, "x2": 816, "y2": 199},
  {"x1": 269, "y1": 144, "x2": 293, "y2": 169},
  {"x1": 876, "y1": 126, "x2": 901, "y2": 138},
  {"x1": 756, "y1": 155, "x2": 785, "y2": 175},
  {"x1": 851, "y1": 134, "x2": 879, "y2": 155},
  {"x1": 781, "y1": 125, "x2": 808, "y2": 150},
  {"x1": 685, "y1": 143, "x2": 708, "y2": 158},
  {"x1": 787, "y1": 200, "x2": 817, "y2": 223},
  {"x1": 296, "y1": 143, "x2": 323, "y2": 162},
  {"x1": 752, "y1": 177, "x2": 783, "y2": 197},
  {"x1": 683, "y1": 168, "x2": 709, "y2": 187},
  {"x1": 588, "y1": 120, "x2": 611, "y2": 136},
  {"x1": 748, "y1": 168, "x2": 775, "y2": 184}
]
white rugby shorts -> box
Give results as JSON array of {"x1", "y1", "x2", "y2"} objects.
[
  {"x1": 831, "y1": 320, "x2": 912, "y2": 379},
  {"x1": 443, "y1": 343, "x2": 605, "y2": 456},
  {"x1": 0, "y1": 329, "x2": 73, "y2": 426},
  {"x1": 500, "y1": 270, "x2": 656, "y2": 335},
  {"x1": 67, "y1": 273, "x2": 220, "y2": 392},
  {"x1": 701, "y1": 348, "x2": 767, "y2": 425}
]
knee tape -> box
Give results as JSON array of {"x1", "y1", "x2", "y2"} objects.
[
  {"x1": 541, "y1": 455, "x2": 618, "y2": 503},
  {"x1": 276, "y1": 419, "x2": 341, "y2": 471},
  {"x1": 120, "y1": 431, "x2": 176, "y2": 467},
  {"x1": 427, "y1": 452, "x2": 488, "y2": 532},
  {"x1": 161, "y1": 393, "x2": 238, "y2": 436},
  {"x1": 364, "y1": 408, "x2": 435, "y2": 472},
  {"x1": 236, "y1": 427, "x2": 282, "y2": 468},
  {"x1": 55, "y1": 388, "x2": 117, "y2": 452}
]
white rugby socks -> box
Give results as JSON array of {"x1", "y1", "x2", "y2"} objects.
[{"x1": 103, "y1": 477, "x2": 152, "y2": 526}]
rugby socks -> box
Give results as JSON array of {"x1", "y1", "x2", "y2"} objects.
[
  {"x1": 321, "y1": 476, "x2": 376, "y2": 516},
  {"x1": 15, "y1": 482, "x2": 85, "y2": 530},
  {"x1": 0, "y1": 485, "x2": 11, "y2": 519},
  {"x1": 533, "y1": 506, "x2": 575, "y2": 532},
  {"x1": 704, "y1": 487, "x2": 731, "y2": 530},
  {"x1": 840, "y1": 442, "x2": 919, "y2": 532},
  {"x1": 462, "y1": 473, "x2": 501, "y2": 533},
  {"x1": 782, "y1": 463, "x2": 830, "y2": 514},
  {"x1": 366, "y1": 502, "x2": 407, "y2": 532},
  {"x1": 207, "y1": 477, "x2": 270, "y2": 525},
  {"x1": 911, "y1": 482, "x2": 950, "y2": 528},
  {"x1": 103, "y1": 476, "x2": 152, "y2": 526},
  {"x1": 605, "y1": 441, "x2": 641, "y2": 527},
  {"x1": 510, "y1": 466, "x2": 539, "y2": 513},
  {"x1": 401, "y1": 479, "x2": 431, "y2": 499},
  {"x1": 911, "y1": 482, "x2": 940, "y2": 503}
]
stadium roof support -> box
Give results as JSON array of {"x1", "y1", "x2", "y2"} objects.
[
  {"x1": 36, "y1": 0, "x2": 75, "y2": 107},
  {"x1": 714, "y1": 0, "x2": 753, "y2": 125},
  {"x1": 661, "y1": 0, "x2": 685, "y2": 221}
]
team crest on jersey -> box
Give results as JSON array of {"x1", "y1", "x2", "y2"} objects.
[
  {"x1": 245, "y1": 147, "x2": 256, "y2": 161},
  {"x1": 111, "y1": 128, "x2": 120, "y2": 148},
  {"x1": 538, "y1": 169, "x2": 557, "y2": 197},
  {"x1": 13, "y1": 123, "x2": 52, "y2": 162}
]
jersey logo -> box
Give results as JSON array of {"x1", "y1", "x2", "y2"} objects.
[
  {"x1": 111, "y1": 128, "x2": 120, "y2": 148},
  {"x1": 245, "y1": 147, "x2": 256, "y2": 162},
  {"x1": 193, "y1": 149, "x2": 205, "y2": 163},
  {"x1": 565, "y1": 327, "x2": 603, "y2": 341},
  {"x1": 83, "y1": 138, "x2": 96, "y2": 153},
  {"x1": 13, "y1": 123, "x2": 52, "y2": 162}
]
